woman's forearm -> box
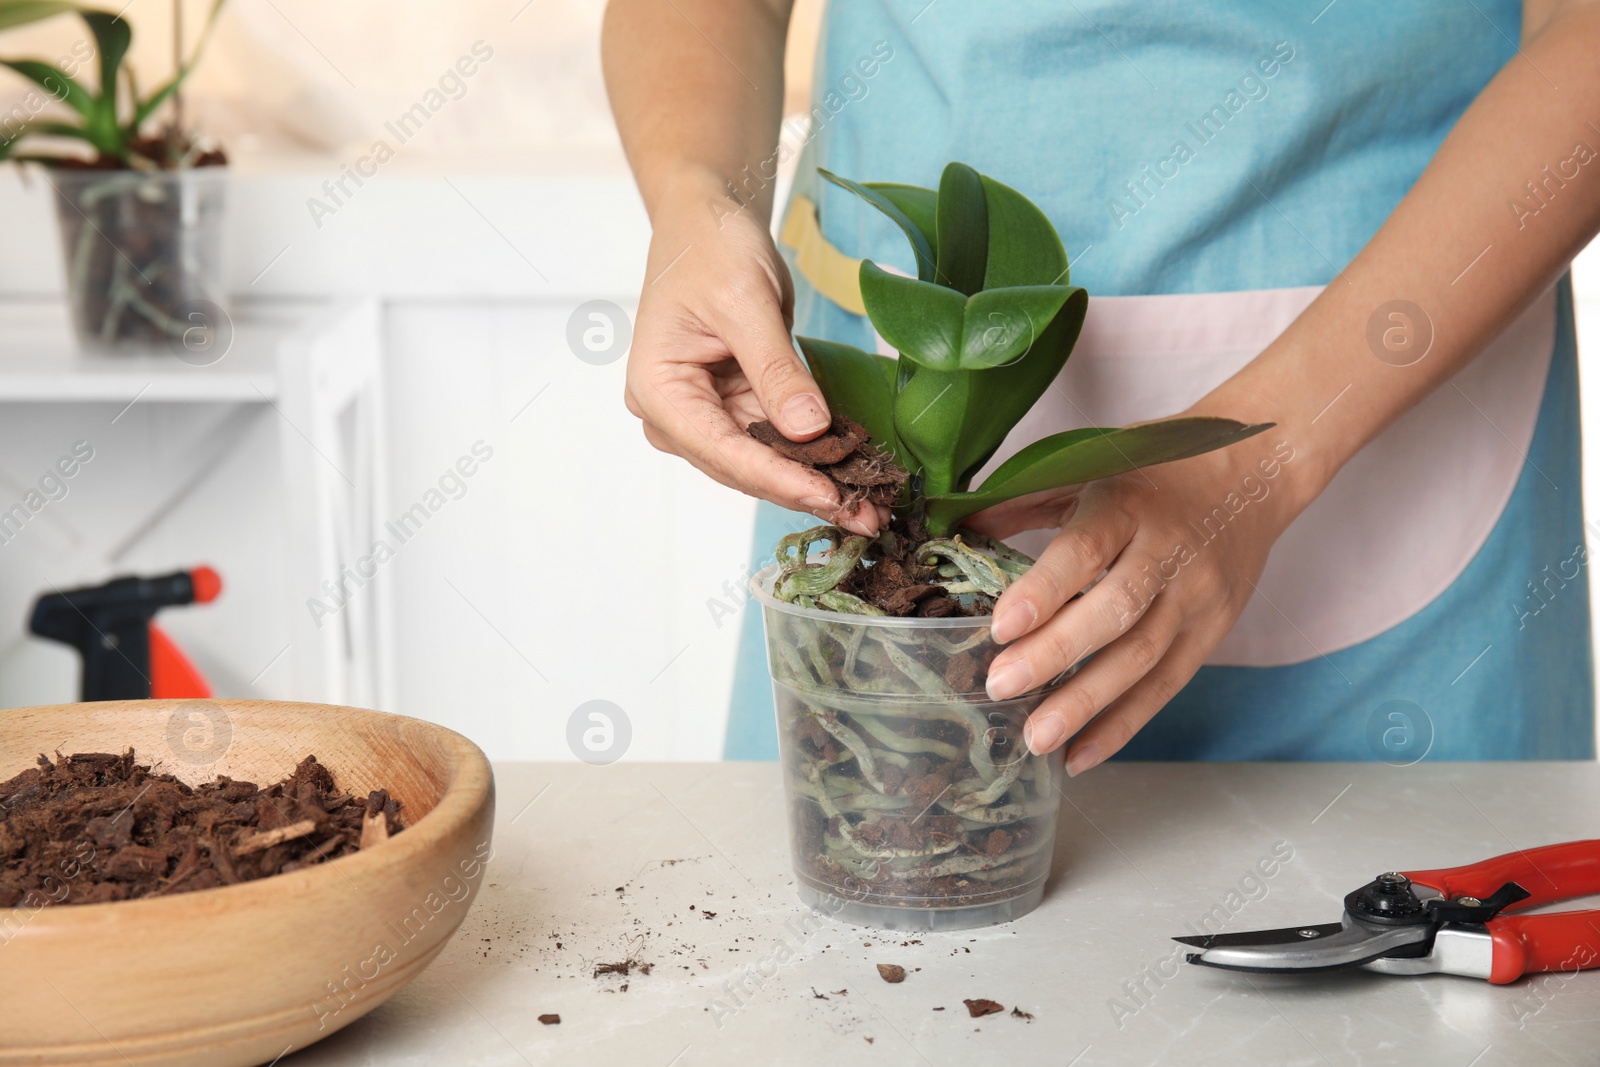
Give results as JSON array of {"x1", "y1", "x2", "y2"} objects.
[
  {"x1": 1198, "y1": 0, "x2": 1600, "y2": 510},
  {"x1": 601, "y1": 0, "x2": 794, "y2": 224}
]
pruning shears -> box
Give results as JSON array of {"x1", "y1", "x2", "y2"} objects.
[{"x1": 1174, "y1": 840, "x2": 1600, "y2": 984}]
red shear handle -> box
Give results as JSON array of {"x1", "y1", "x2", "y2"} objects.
[
  {"x1": 1486, "y1": 911, "x2": 1600, "y2": 984},
  {"x1": 1404, "y1": 840, "x2": 1600, "y2": 910}
]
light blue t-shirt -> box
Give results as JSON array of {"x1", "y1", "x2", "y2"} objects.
[{"x1": 726, "y1": 0, "x2": 1594, "y2": 761}]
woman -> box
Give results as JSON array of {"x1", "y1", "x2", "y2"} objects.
[{"x1": 602, "y1": 0, "x2": 1600, "y2": 769}]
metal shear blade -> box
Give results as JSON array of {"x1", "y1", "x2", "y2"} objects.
[{"x1": 1174, "y1": 915, "x2": 1430, "y2": 974}]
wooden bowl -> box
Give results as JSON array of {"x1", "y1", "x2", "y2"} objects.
[{"x1": 0, "y1": 699, "x2": 495, "y2": 1067}]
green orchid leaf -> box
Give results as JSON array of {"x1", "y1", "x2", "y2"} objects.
[
  {"x1": 788, "y1": 161, "x2": 1273, "y2": 550},
  {"x1": 980, "y1": 173, "x2": 1069, "y2": 288},
  {"x1": 79, "y1": 10, "x2": 130, "y2": 155},
  {"x1": 953, "y1": 285, "x2": 1087, "y2": 485},
  {"x1": 819, "y1": 167, "x2": 936, "y2": 281},
  {"x1": 894, "y1": 287, "x2": 1086, "y2": 499},
  {"x1": 895, "y1": 343, "x2": 917, "y2": 391},
  {"x1": 892, "y1": 365, "x2": 969, "y2": 496},
  {"x1": 940, "y1": 176, "x2": 1078, "y2": 484},
  {"x1": 859, "y1": 261, "x2": 965, "y2": 369},
  {"x1": 959, "y1": 285, "x2": 1077, "y2": 369},
  {"x1": 0, "y1": 58, "x2": 91, "y2": 115},
  {"x1": 81, "y1": 10, "x2": 129, "y2": 101},
  {"x1": 860, "y1": 261, "x2": 1076, "y2": 373},
  {"x1": 935, "y1": 161, "x2": 987, "y2": 295},
  {"x1": 131, "y1": 0, "x2": 226, "y2": 131},
  {"x1": 5, "y1": 119, "x2": 95, "y2": 147},
  {"x1": 924, "y1": 417, "x2": 1274, "y2": 530},
  {"x1": 873, "y1": 349, "x2": 899, "y2": 392},
  {"x1": 863, "y1": 181, "x2": 936, "y2": 260},
  {"x1": 3, "y1": 113, "x2": 118, "y2": 160},
  {"x1": 796, "y1": 335, "x2": 901, "y2": 460},
  {"x1": 0, "y1": 1, "x2": 79, "y2": 32}
]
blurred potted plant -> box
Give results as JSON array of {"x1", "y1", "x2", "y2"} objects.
[{"x1": 1, "y1": 0, "x2": 228, "y2": 350}]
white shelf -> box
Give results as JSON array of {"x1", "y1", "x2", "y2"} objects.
[{"x1": 0, "y1": 299, "x2": 286, "y2": 402}]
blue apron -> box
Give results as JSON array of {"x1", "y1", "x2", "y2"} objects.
[{"x1": 725, "y1": 0, "x2": 1593, "y2": 762}]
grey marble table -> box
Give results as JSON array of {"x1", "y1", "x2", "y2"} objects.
[{"x1": 284, "y1": 761, "x2": 1600, "y2": 1066}]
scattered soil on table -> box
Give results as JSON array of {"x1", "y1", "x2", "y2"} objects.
[
  {"x1": 538, "y1": 1014, "x2": 561, "y2": 1025},
  {"x1": 0, "y1": 750, "x2": 402, "y2": 906},
  {"x1": 876, "y1": 963, "x2": 906, "y2": 984},
  {"x1": 1011, "y1": 1007, "x2": 1034, "y2": 1022},
  {"x1": 593, "y1": 959, "x2": 652, "y2": 978},
  {"x1": 964, "y1": 999, "x2": 1004, "y2": 1018}
]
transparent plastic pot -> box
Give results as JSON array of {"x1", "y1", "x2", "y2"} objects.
[
  {"x1": 753, "y1": 563, "x2": 1066, "y2": 932},
  {"x1": 50, "y1": 168, "x2": 229, "y2": 352}
]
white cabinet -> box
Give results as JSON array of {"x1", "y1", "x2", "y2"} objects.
[{"x1": 0, "y1": 299, "x2": 390, "y2": 710}]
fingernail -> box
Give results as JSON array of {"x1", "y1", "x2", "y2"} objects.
[
  {"x1": 985, "y1": 659, "x2": 1032, "y2": 702},
  {"x1": 1065, "y1": 741, "x2": 1105, "y2": 777},
  {"x1": 1025, "y1": 713, "x2": 1068, "y2": 756},
  {"x1": 841, "y1": 514, "x2": 876, "y2": 536},
  {"x1": 991, "y1": 600, "x2": 1036, "y2": 644},
  {"x1": 782, "y1": 393, "x2": 830, "y2": 435}
]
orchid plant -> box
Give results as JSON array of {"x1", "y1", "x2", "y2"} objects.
[
  {"x1": 805, "y1": 161, "x2": 1267, "y2": 534},
  {"x1": 0, "y1": 0, "x2": 226, "y2": 167},
  {"x1": 760, "y1": 166, "x2": 1271, "y2": 907},
  {"x1": 771, "y1": 162, "x2": 1269, "y2": 615}
]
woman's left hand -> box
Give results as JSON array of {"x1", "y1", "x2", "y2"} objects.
[{"x1": 966, "y1": 433, "x2": 1307, "y2": 776}]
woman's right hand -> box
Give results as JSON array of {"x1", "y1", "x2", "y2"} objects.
[{"x1": 623, "y1": 179, "x2": 884, "y2": 536}]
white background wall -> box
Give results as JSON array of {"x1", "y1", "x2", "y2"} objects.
[
  {"x1": 1, "y1": 0, "x2": 1598, "y2": 762},
  {"x1": 0, "y1": 167, "x2": 758, "y2": 761}
]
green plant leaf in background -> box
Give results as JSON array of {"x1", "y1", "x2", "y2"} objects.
[
  {"x1": 818, "y1": 167, "x2": 937, "y2": 281},
  {"x1": 1, "y1": 1, "x2": 228, "y2": 165},
  {"x1": 0, "y1": 58, "x2": 90, "y2": 114},
  {"x1": 133, "y1": 0, "x2": 226, "y2": 128},
  {"x1": 796, "y1": 335, "x2": 901, "y2": 461},
  {"x1": 923, "y1": 417, "x2": 1274, "y2": 532},
  {"x1": 0, "y1": 0, "x2": 78, "y2": 32},
  {"x1": 934, "y1": 162, "x2": 987, "y2": 295},
  {"x1": 0, "y1": 118, "x2": 90, "y2": 160},
  {"x1": 82, "y1": 9, "x2": 128, "y2": 102},
  {"x1": 76, "y1": 10, "x2": 130, "y2": 155}
]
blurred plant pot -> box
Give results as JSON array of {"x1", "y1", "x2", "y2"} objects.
[
  {"x1": 49, "y1": 167, "x2": 229, "y2": 352},
  {"x1": 753, "y1": 563, "x2": 1067, "y2": 932}
]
